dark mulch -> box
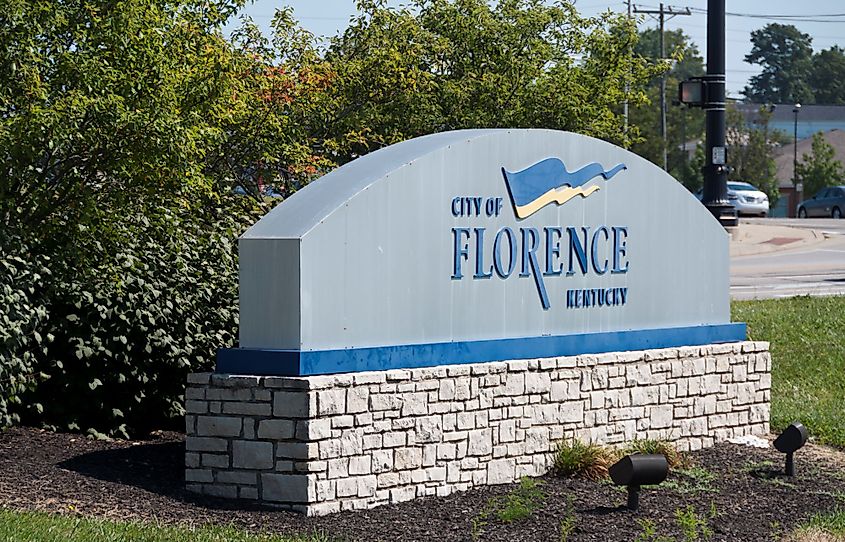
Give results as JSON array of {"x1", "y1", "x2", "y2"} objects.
[{"x1": 2, "y1": 427, "x2": 843, "y2": 541}]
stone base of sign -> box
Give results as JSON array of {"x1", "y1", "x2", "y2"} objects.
[{"x1": 185, "y1": 341, "x2": 771, "y2": 516}]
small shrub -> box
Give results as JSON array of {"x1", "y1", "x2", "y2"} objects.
[
  {"x1": 625, "y1": 439, "x2": 687, "y2": 469},
  {"x1": 553, "y1": 438, "x2": 617, "y2": 479}
]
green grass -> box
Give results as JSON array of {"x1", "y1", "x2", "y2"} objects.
[
  {"x1": 802, "y1": 508, "x2": 845, "y2": 535},
  {"x1": 0, "y1": 509, "x2": 330, "y2": 542},
  {"x1": 733, "y1": 296, "x2": 845, "y2": 448},
  {"x1": 788, "y1": 508, "x2": 845, "y2": 540}
]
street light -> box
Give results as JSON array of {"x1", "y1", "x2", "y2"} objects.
[{"x1": 793, "y1": 103, "x2": 802, "y2": 214}]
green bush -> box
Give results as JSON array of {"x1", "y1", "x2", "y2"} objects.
[
  {"x1": 0, "y1": 240, "x2": 51, "y2": 427},
  {"x1": 1, "y1": 196, "x2": 262, "y2": 437}
]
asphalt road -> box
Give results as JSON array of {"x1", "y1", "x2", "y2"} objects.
[{"x1": 731, "y1": 218, "x2": 845, "y2": 300}]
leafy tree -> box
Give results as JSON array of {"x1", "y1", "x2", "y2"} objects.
[
  {"x1": 0, "y1": 0, "x2": 325, "y2": 242},
  {"x1": 809, "y1": 46, "x2": 845, "y2": 105},
  {"x1": 634, "y1": 27, "x2": 703, "y2": 82},
  {"x1": 685, "y1": 142, "x2": 706, "y2": 193},
  {"x1": 225, "y1": 9, "x2": 339, "y2": 191},
  {"x1": 2, "y1": 0, "x2": 231, "y2": 234},
  {"x1": 318, "y1": 0, "x2": 664, "y2": 161},
  {"x1": 743, "y1": 23, "x2": 814, "y2": 104},
  {"x1": 629, "y1": 28, "x2": 705, "y2": 186},
  {"x1": 795, "y1": 132, "x2": 845, "y2": 199},
  {"x1": 725, "y1": 105, "x2": 782, "y2": 206},
  {"x1": 0, "y1": 0, "x2": 320, "y2": 434}
]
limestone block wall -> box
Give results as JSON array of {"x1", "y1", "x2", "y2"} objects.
[{"x1": 185, "y1": 341, "x2": 771, "y2": 515}]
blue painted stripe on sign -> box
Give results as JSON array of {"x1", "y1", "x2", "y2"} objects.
[{"x1": 215, "y1": 323, "x2": 746, "y2": 376}]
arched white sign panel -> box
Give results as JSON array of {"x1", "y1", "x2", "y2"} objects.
[{"x1": 219, "y1": 129, "x2": 744, "y2": 375}]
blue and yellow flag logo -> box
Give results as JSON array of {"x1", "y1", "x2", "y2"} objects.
[{"x1": 502, "y1": 158, "x2": 627, "y2": 219}]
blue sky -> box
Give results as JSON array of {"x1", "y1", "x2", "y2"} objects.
[{"x1": 229, "y1": 0, "x2": 845, "y2": 99}]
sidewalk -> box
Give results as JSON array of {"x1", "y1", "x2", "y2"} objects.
[{"x1": 729, "y1": 222, "x2": 825, "y2": 257}]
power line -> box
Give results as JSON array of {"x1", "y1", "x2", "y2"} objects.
[
  {"x1": 635, "y1": 3, "x2": 845, "y2": 22},
  {"x1": 664, "y1": 19, "x2": 845, "y2": 41},
  {"x1": 685, "y1": 7, "x2": 845, "y2": 23},
  {"x1": 688, "y1": 8, "x2": 845, "y2": 19}
]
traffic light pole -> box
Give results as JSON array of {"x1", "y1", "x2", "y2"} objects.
[{"x1": 701, "y1": 0, "x2": 737, "y2": 227}]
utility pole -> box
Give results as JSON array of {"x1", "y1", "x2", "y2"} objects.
[
  {"x1": 623, "y1": 0, "x2": 632, "y2": 137},
  {"x1": 633, "y1": 4, "x2": 691, "y2": 171},
  {"x1": 793, "y1": 103, "x2": 802, "y2": 214},
  {"x1": 671, "y1": 99, "x2": 688, "y2": 184}
]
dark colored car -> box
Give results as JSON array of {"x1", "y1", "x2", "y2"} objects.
[{"x1": 797, "y1": 185, "x2": 845, "y2": 218}]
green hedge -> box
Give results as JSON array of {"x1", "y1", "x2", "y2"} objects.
[
  {"x1": 0, "y1": 242, "x2": 51, "y2": 427},
  {"x1": 1, "y1": 197, "x2": 262, "y2": 437}
]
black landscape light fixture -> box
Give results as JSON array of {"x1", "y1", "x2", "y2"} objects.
[
  {"x1": 774, "y1": 422, "x2": 809, "y2": 476},
  {"x1": 609, "y1": 454, "x2": 669, "y2": 511}
]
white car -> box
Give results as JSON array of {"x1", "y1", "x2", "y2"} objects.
[{"x1": 695, "y1": 181, "x2": 769, "y2": 217}]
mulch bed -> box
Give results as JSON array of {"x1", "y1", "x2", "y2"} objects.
[{"x1": 2, "y1": 427, "x2": 843, "y2": 541}]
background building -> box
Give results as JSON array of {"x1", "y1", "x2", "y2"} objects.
[{"x1": 736, "y1": 104, "x2": 845, "y2": 217}]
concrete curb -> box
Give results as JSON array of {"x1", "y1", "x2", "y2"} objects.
[{"x1": 730, "y1": 223, "x2": 826, "y2": 258}]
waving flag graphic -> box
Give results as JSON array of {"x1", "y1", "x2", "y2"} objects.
[{"x1": 502, "y1": 158, "x2": 627, "y2": 219}]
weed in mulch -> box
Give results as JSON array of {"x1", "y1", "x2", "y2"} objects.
[
  {"x1": 662, "y1": 467, "x2": 718, "y2": 495},
  {"x1": 471, "y1": 477, "x2": 545, "y2": 540},
  {"x1": 633, "y1": 518, "x2": 673, "y2": 542},
  {"x1": 628, "y1": 504, "x2": 718, "y2": 542},
  {"x1": 558, "y1": 496, "x2": 577, "y2": 542},
  {"x1": 675, "y1": 504, "x2": 716, "y2": 541},
  {"x1": 743, "y1": 459, "x2": 802, "y2": 490}
]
